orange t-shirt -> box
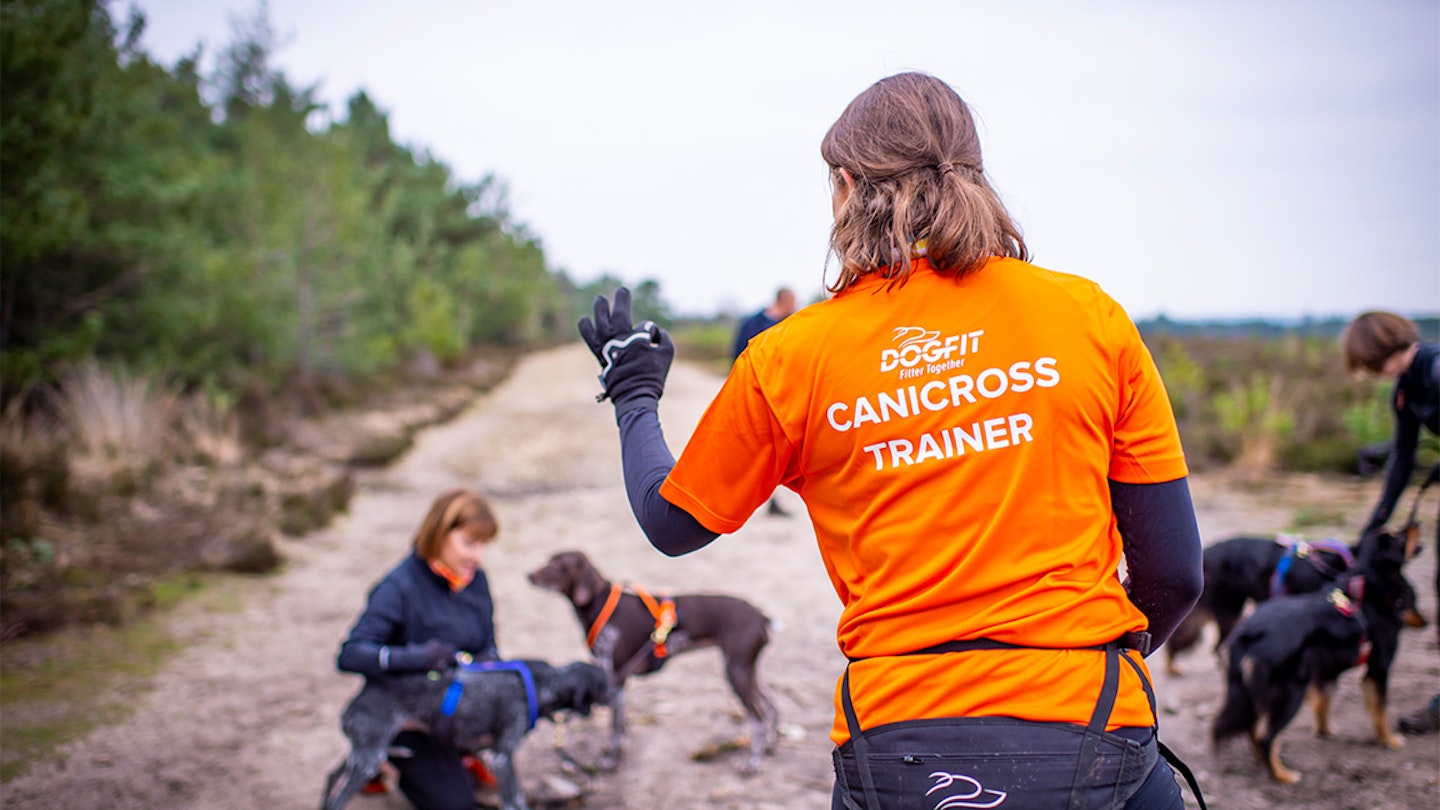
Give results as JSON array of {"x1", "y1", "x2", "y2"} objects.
[{"x1": 660, "y1": 257, "x2": 1188, "y2": 744}]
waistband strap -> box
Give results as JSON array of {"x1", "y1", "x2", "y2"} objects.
[{"x1": 848, "y1": 630, "x2": 1153, "y2": 662}]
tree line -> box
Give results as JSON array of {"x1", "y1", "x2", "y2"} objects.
[{"x1": 1, "y1": 0, "x2": 668, "y2": 409}]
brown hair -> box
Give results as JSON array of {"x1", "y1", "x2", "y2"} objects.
[
  {"x1": 412, "y1": 488, "x2": 498, "y2": 560},
  {"x1": 1341, "y1": 311, "x2": 1419, "y2": 375},
  {"x1": 821, "y1": 72, "x2": 1028, "y2": 294}
]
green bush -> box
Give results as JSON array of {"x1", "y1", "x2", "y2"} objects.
[
  {"x1": 672, "y1": 319, "x2": 739, "y2": 374},
  {"x1": 1152, "y1": 333, "x2": 1388, "y2": 474}
]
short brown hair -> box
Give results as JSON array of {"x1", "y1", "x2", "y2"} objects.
[
  {"x1": 821, "y1": 72, "x2": 1028, "y2": 294},
  {"x1": 412, "y1": 489, "x2": 498, "y2": 560},
  {"x1": 1341, "y1": 310, "x2": 1419, "y2": 374}
]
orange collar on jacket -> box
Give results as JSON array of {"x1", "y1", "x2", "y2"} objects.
[
  {"x1": 586, "y1": 582, "x2": 679, "y2": 658},
  {"x1": 428, "y1": 559, "x2": 474, "y2": 593}
]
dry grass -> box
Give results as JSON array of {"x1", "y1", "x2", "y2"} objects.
[
  {"x1": 2, "y1": 363, "x2": 274, "y2": 640},
  {"x1": 1, "y1": 355, "x2": 515, "y2": 645},
  {"x1": 175, "y1": 391, "x2": 243, "y2": 467},
  {"x1": 0, "y1": 398, "x2": 67, "y2": 544},
  {"x1": 55, "y1": 360, "x2": 175, "y2": 487},
  {"x1": 0, "y1": 397, "x2": 56, "y2": 474}
]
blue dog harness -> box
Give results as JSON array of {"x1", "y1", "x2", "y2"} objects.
[
  {"x1": 438, "y1": 657, "x2": 539, "y2": 736},
  {"x1": 1270, "y1": 534, "x2": 1354, "y2": 597}
]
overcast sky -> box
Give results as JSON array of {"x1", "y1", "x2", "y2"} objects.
[{"x1": 130, "y1": 0, "x2": 1439, "y2": 320}]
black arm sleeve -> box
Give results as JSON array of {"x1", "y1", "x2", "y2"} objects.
[
  {"x1": 1109, "y1": 477, "x2": 1204, "y2": 652},
  {"x1": 1365, "y1": 405, "x2": 1420, "y2": 534},
  {"x1": 615, "y1": 398, "x2": 721, "y2": 556}
]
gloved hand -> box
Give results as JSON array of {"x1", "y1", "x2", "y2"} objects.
[
  {"x1": 390, "y1": 639, "x2": 457, "y2": 672},
  {"x1": 577, "y1": 287, "x2": 674, "y2": 406}
]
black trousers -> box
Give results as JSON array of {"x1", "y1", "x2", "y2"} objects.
[{"x1": 391, "y1": 730, "x2": 474, "y2": 810}]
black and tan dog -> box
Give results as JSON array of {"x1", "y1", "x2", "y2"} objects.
[
  {"x1": 321, "y1": 657, "x2": 607, "y2": 810},
  {"x1": 528, "y1": 550, "x2": 779, "y2": 772},
  {"x1": 1163, "y1": 534, "x2": 1354, "y2": 676},
  {"x1": 1211, "y1": 527, "x2": 1420, "y2": 784}
]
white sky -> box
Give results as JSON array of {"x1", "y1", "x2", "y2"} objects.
[{"x1": 129, "y1": 0, "x2": 1439, "y2": 320}]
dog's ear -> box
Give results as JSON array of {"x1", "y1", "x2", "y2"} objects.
[
  {"x1": 569, "y1": 555, "x2": 595, "y2": 606},
  {"x1": 573, "y1": 582, "x2": 593, "y2": 606}
]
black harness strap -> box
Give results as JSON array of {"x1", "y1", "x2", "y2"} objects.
[
  {"x1": 889, "y1": 631, "x2": 1152, "y2": 659},
  {"x1": 1115, "y1": 650, "x2": 1208, "y2": 809},
  {"x1": 839, "y1": 667, "x2": 876, "y2": 810},
  {"x1": 1156, "y1": 740, "x2": 1206, "y2": 810},
  {"x1": 1067, "y1": 642, "x2": 1122, "y2": 810}
]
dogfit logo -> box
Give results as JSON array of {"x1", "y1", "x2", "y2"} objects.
[
  {"x1": 926, "y1": 770, "x2": 1008, "y2": 809},
  {"x1": 881, "y1": 326, "x2": 983, "y2": 373}
]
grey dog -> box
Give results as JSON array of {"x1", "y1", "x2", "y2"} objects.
[{"x1": 321, "y1": 658, "x2": 608, "y2": 810}]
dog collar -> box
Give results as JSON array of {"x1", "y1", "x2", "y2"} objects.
[{"x1": 442, "y1": 655, "x2": 540, "y2": 731}]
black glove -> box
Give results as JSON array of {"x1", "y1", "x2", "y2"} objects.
[
  {"x1": 390, "y1": 639, "x2": 457, "y2": 672},
  {"x1": 577, "y1": 287, "x2": 674, "y2": 405}
]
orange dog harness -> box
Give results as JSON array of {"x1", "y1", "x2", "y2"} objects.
[{"x1": 585, "y1": 582, "x2": 679, "y2": 657}]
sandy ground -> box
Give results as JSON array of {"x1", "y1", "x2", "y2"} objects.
[{"x1": 3, "y1": 344, "x2": 1437, "y2": 810}]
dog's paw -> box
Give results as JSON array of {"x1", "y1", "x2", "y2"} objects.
[
  {"x1": 1380, "y1": 730, "x2": 1406, "y2": 750},
  {"x1": 1266, "y1": 742, "x2": 1301, "y2": 784},
  {"x1": 1270, "y1": 766, "x2": 1302, "y2": 785}
]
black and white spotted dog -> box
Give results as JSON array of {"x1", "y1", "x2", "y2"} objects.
[{"x1": 321, "y1": 657, "x2": 608, "y2": 810}]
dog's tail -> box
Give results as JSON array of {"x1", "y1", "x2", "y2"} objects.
[{"x1": 1211, "y1": 642, "x2": 1257, "y2": 745}]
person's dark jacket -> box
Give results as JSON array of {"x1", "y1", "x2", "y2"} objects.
[
  {"x1": 732, "y1": 309, "x2": 782, "y2": 360},
  {"x1": 1365, "y1": 341, "x2": 1440, "y2": 533},
  {"x1": 337, "y1": 552, "x2": 498, "y2": 679}
]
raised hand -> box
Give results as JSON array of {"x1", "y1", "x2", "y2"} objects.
[{"x1": 578, "y1": 287, "x2": 674, "y2": 405}]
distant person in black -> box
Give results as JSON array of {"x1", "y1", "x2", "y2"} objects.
[
  {"x1": 732, "y1": 287, "x2": 798, "y2": 361},
  {"x1": 1341, "y1": 310, "x2": 1440, "y2": 735},
  {"x1": 733, "y1": 287, "x2": 798, "y2": 516}
]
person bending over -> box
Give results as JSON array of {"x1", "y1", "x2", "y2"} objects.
[{"x1": 1342, "y1": 310, "x2": 1439, "y2": 735}]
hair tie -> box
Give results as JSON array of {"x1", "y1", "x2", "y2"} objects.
[{"x1": 937, "y1": 162, "x2": 956, "y2": 177}]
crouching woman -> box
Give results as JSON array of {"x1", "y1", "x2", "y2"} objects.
[{"x1": 337, "y1": 488, "x2": 501, "y2": 810}]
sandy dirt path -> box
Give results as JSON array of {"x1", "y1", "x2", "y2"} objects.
[{"x1": 3, "y1": 344, "x2": 1436, "y2": 809}]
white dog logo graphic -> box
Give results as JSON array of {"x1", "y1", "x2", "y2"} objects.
[{"x1": 926, "y1": 770, "x2": 1007, "y2": 809}]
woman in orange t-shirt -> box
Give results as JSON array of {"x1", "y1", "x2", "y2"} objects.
[{"x1": 578, "y1": 72, "x2": 1203, "y2": 810}]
